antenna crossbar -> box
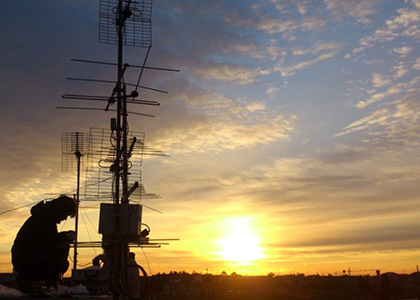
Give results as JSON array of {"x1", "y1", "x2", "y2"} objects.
[
  {"x1": 66, "y1": 77, "x2": 168, "y2": 94},
  {"x1": 71, "y1": 58, "x2": 179, "y2": 72},
  {"x1": 56, "y1": 106, "x2": 155, "y2": 117},
  {"x1": 62, "y1": 94, "x2": 160, "y2": 106}
]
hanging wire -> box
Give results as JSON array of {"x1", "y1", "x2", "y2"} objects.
[
  {"x1": 0, "y1": 202, "x2": 36, "y2": 216},
  {"x1": 141, "y1": 247, "x2": 153, "y2": 276},
  {"x1": 79, "y1": 204, "x2": 102, "y2": 242},
  {"x1": 79, "y1": 205, "x2": 100, "y2": 257},
  {"x1": 68, "y1": 254, "x2": 93, "y2": 269}
]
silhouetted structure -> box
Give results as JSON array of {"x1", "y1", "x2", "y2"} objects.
[{"x1": 146, "y1": 271, "x2": 420, "y2": 300}]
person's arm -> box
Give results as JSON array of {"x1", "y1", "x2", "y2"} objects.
[{"x1": 58, "y1": 230, "x2": 76, "y2": 243}]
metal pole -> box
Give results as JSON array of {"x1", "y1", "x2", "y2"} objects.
[
  {"x1": 73, "y1": 133, "x2": 82, "y2": 271},
  {"x1": 122, "y1": 83, "x2": 129, "y2": 202},
  {"x1": 112, "y1": 2, "x2": 129, "y2": 298}
]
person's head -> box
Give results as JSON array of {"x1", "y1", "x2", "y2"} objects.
[{"x1": 49, "y1": 195, "x2": 77, "y2": 223}]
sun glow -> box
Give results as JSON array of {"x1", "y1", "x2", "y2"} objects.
[{"x1": 218, "y1": 217, "x2": 265, "y2": 264}]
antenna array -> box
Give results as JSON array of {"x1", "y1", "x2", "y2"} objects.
[
  {"x1": 84, "y1": 127, "x2": 145, "y2": 202},
  {"x1": 58, "y1": 0, "x2": 179, "y2": 297},
  {"x1": 99, "y1": 0, "x2": 152, "y2": 47}
]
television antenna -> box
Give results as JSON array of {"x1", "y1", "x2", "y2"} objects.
[
  {"x1": 83, "y1": 127, "x2": 163, "y2": 202},
  {"x1": 61, "y1": 132, "x2": 88, "y2": 272},
  {"x1": 57, "y1": 0, "x2": 179, "y2": 298},
  {"x1": 99, "y1": 0, "x2": 152, "y2": 47}
]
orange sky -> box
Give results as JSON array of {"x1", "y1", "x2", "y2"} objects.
[{"x1": 1, "y1": 0, "x2": 420, "y2": 277}]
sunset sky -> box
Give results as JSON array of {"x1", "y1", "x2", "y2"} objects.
[{"x1": 1, "y1": 0, "x2": 420, "y2": 277}]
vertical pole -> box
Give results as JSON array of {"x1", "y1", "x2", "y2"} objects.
[
  {"x1": 112, "y1": 1, "x2": 129, "y2": 298},
  {"x1": 73, "y1": 132, "x2": 82, "y2": 272},
  {"x1": 122, "y1": 83, "x2": 129, "y2": 202}
]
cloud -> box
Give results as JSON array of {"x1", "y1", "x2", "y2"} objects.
[
  {"x1": 191, "y1": 63, "x2": 263, "y2": 85},
  {"x1": 225, "y1": 1, "x2": 327, "y2": 35},
  {"x1": 358, "y1": 0, "x2": 420, "y2": 48},
  {"x1": 272, "y1": 41, "x2": 342, "y2": 77},
  {"x1": 356, "y1": 76, "x2": 418, "y2": 108},
  {"x1": 344, "y1": 0, "x2": 420, "y2": 60},
  {"x1": 275, "y1": 51, "x2": 338, "y2": 77},
  {"x1": 335, "y1": 107, "x2": 392, "y2": 136},
  {"x1": 324, "y1": 0, "x2": 379, "y2": 23},
  {"x1": 292, "y1": 41, "x2": 342, "y2": 57},
  {"x1": 344, "y1": 47, "x2": 365, "y2": 59},
  {"x1": 371, "y1": 73, "x2": 391, "y2": 88},
  {"x1": 151, "y1": 92, "x2": 297, "y2": 154},
  {"x1": 223, "y1": 42, "x2": 280, "y2": 61},
  {"x1": 1, "y1": 0, "x2": 420, "y2": 275},
  {"x1": 171, "y1": 142, "x2": 420, "y2": 254},
  {"x1": 413, "y1": 57, "x2": 420, "y2": 70},
  {"x1": 393, "y1": 46, "x2": 414, "y2": 57},
  {"x1": 337, "y1": 79, "x2": 420, "y2": 146},
  {"x1": 392, "y1": 62, "x2": 410, "y2": 79},
  {"x1": 266, "y1": 86, "x2": 281, "y2": 96}
]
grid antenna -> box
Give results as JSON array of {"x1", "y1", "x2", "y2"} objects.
[
  {"x1": 61, "y1": 132, "x2": 88, "y2": 172},
  {"x1": 99, "y1": 0, "x2": 152, "y2": 47},
  {"x1": 61, "y1": 132, "x2": 88, "y2": 271},
  {"x1": 84, "y1": 127, "x2": 163, "y2": 202}
]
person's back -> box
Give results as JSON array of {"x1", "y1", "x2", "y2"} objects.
[
  {"x1": 12, "y1": 201, "x2": 59, "y2": 264},
  {"x1": 11, "y1": 195, "x2": 76, "y2": 293}
]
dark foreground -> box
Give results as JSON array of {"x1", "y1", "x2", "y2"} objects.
[{"x1": 2, "y1": 271, "x2": 420, "y2": 299}]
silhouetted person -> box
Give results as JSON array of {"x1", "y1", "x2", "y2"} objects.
[
  {"x1": 127, "y1": 252, "x2": 140, "y2": 298},
  {"x1": 11, "y1": 195, "x2": 77, "y2": 293}
]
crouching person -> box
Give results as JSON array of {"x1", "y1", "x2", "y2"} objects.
[{"x1": 11, "y1": 195, "x2": 77, "y2": 293}]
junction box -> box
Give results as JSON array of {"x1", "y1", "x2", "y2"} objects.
[{"x1": 99, "y1": 203, "x2": 142, "y2": 243}]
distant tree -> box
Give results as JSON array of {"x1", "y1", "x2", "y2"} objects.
[
  {"x1": 221, "y1": 271, "x2": 227, "y2": 276},
  {"x1": 267, "y1": 272, "x2": 275, "y2": 278}
]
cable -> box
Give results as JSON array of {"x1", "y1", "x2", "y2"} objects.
[
  {"x1": 141, "y1": 247, "x2": 153, "y2": 277},
  {"x1": 79, "y1": 206, "x2": 98, "y2": 257},
  {"x1": 80, "y1": 204, "x2": 102, "y2": 242},
  {"x1": 0, "y1": 202, "x2": 35, "y2": 216}
]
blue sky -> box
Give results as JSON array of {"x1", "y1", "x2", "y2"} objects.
[{"x1": 0, "y1": 0, "x2": 420, "y2": 275}]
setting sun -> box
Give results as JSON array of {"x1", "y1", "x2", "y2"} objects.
[
  {"x1": 218, "y1": 217, "x2": 265, "y2": 264},
  {"x1": 2, "y1": 0, "x2": 420, "y2": 281}
]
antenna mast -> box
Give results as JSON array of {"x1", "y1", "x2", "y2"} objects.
[
  {"x1": 60, "y1": 1, "x2": 178, "y2": 297},
  {"x1": 99, "y1": 0, "x2": 152, "y2": 298},
  {"x1": 99, "y1": 0, "x2": 152, "y2": 202}
]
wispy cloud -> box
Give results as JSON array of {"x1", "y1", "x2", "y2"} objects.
[
  {"x1": 393, "y1": 46, "x2": 414, "y2": 57},
  {"x1": 325, "y1": 0, "x2": 379, "y2": 23},
  {"x1": 337, "y1": 77, "x2": 420, "y2": 145},
  {"x1": 191, "y1": 63, "x2": 264, "y2": 85},
  {"x1": 372, "y1": 73, "x2": 391, "y2": 88},
  {"x1": 1, "y1": 0, "x2": 420, "y2": 275},
  {"x1": 356, "y1": 76, "x2": 418, "y2": 108},
  {"x1": 357, "y1": 0, "x2": 420, "y2": 49},
  {"x1": 275, "y1": 51, "x2": 339, "y2": 77},
  {"x1": 174, "y1": 142, "x2": 420, "y2": 255},
  {"x1": 413, "y1": 57, "x2": 420, "y2": 70},
  {"x1": 151, "y1": 92, "x2": 296, "y2": 153}
]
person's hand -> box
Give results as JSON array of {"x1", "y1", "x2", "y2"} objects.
[{"x1": 65, "y1": 230, "x2": 77, "y2": 242}]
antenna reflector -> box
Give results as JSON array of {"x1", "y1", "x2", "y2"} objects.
[{"x1": 99, "y1": 0, "x2": 153, "y2": 47}]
